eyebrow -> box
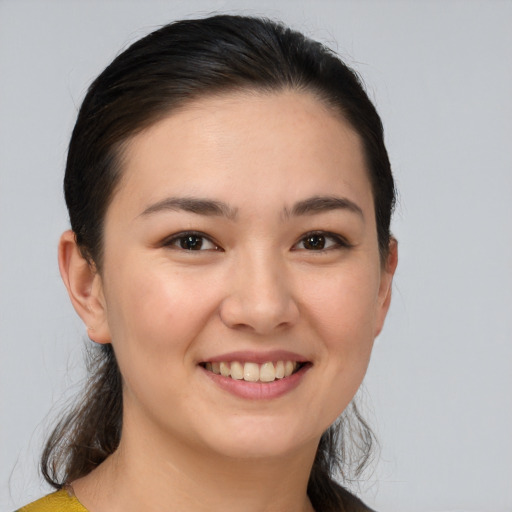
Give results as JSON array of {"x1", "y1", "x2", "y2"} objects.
[
  {"x1": 139, "y1": 194, "x2": 363, "y2": 222},
  {"x1": 286, "y1": 195, "x2": 364, "y2": 220},
  {"x1": 140, "y1": 197, "x2": 238, "y2": 220}
]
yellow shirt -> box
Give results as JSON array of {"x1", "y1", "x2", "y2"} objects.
[{"x1": 16, "y1": 489, "x2": 88, "y2": 512}]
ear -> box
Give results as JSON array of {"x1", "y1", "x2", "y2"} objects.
[
  {"x1": 374, "y1": 237, "x2": 398, "y2": 337},
  {"x1": 58, "y1": 230, "x2": 111, "y2": 344}
]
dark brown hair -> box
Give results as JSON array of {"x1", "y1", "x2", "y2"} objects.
[{"x1": 42, "y1": 14, "x2": 394, "y2": 512}]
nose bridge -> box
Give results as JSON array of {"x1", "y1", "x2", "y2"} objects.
[{"x1": 219, "y1": 244, "x2": 298, "y2": 334}]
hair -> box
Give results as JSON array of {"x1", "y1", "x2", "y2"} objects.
[{"x1": 42, "y1": 14, "x2": 395, "y2": 512}]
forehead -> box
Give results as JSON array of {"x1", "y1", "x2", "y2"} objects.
[{"x1": 111, "y1": 90, "x2": 373, "y2": 217}]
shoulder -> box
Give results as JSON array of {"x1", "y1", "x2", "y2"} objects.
[{"x1": 15, "y1": 489, "x2": 88, "y2": 512}]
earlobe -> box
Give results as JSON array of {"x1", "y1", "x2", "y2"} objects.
[
  {"x1": 58, "y1": 230, "x2": 111, "y2": 344},
  {"x1": 375, "y1": 237, "x2": 398, "y2": 337}
]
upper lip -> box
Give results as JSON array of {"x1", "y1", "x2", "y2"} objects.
[{"x1": 200, "y1": 350, "x2": 310, "y2": 364}]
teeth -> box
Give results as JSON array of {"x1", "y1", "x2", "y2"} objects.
[
  {"x1": 275, "y1": 360, "x2": 285, "y2": 379},
  {"x1": 230, "y1": 361, "x2": 244, "y2": 380},
  {"x1": 259, "y1": 362, "x2": 276, "y2": 382},
  {"x1": 204, "y1": 360, "x2": 301, "y2": 383},
  {"x1": 244, "y1": 362, "x2": 260, "y2": 382},
  {"x1": 220, "y1": 361, "x2": 230, "y2": 377}
]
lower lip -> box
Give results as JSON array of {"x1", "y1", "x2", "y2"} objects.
[{"x1": 200, "y1": 364, "x2": 311, "y2": 400}]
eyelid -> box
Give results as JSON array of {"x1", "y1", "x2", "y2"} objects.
[
  {"x1": 160, "y1": 230, "x2": 350, "y2": 252},
  {"x1": 292, "y1": 230, "x2": 352, "y2": 251},
  {"x1": 162, "y1": 230, "x2": 223, "y2": 251}
]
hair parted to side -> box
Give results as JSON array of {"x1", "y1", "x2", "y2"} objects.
[{"x1": 44, "y1": 14, "x2": 395, "y2": 512}]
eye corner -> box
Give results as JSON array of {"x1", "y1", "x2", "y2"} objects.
[
  {"x1": 162, "y1": 231, "x2": 223, "y2": 252},
  {"x1": 292, "y1": 231, "x2": 352, "y2": 252}
]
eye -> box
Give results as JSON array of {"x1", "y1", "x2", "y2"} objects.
[
  {"x1": 164, "y1": 232, "x2": 220, "y2": 251},
  {"x1": 293, "y1": 231, "x2": 349, "y2": 251}
]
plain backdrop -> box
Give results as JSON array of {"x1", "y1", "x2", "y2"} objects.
[{"x1": 1, "y1": 1, "x2": 511, "y2": 511}]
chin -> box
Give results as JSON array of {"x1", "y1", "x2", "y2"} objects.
[{"x1": 197, "y1": 418, "x2": 320, "y2": 461}]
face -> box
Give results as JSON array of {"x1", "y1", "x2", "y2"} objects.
[{"x1": 93, "y1": 91, "x2": 395, "y2": 460}]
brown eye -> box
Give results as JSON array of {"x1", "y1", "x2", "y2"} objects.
[
  {"x1": 303, "y1": 234, "x2": 326, "y2": 250},
  {"x1": 293, "y1": 231, "x2": 350, "y2": 252},
  {"x1": 164, "y1": 232, "x2": 220, "y2": 251},
  {"x1": 179, "y1": 235, "x2": 204, "y2": 250}
]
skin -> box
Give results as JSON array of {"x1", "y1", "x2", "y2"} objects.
[{"x1": 59, "y1": 90, "x2": 397, "y2": 512}]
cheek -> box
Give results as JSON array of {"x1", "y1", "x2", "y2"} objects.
[
  {"x1": 103, "y1": 259, "x2": 220, "y2": 365},
  {"x1": 300, "y1": 262, "x2": 380, "y2": 412},
  {"x1": 101, "y1": 261, "x2": 223, "y2": 424},
  {"x1": 304, "y1": 263, "x2": 380, "y2": 345}
]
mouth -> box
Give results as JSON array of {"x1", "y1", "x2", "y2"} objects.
[{"x1": 199, "y1": 360, "x2": 307, "y2": 383}]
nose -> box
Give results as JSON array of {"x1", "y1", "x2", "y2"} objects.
[{"x1": 219, "y1": 250, "x2": 300, "y2": 335}]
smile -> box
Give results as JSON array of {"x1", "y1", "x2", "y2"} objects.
[{"x1": 201, "y1": 360, "x2": 304, "y2": 383}]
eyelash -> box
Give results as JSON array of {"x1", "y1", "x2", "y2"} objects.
[
  {"x1": 291, "y1": 231, "x2": 351, "y2": 252},
  {"x1": 163, "y1": 231, "x2": 221, "y2": 252},
  {"x1": 162, "y1": 230, "x2": 351, "y2": 252}
]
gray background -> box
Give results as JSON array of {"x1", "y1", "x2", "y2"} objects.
[{"x1": 1, "y1": 1, "x2": 511, "y2": 511}]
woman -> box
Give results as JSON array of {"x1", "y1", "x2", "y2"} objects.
[{"x1": 18, "y1": 14, "x2": 397, "y2": 512}]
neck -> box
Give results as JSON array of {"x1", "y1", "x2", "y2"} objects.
[{"x1": 72, "y1": 415, "x2": 319, "y2": 512}]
